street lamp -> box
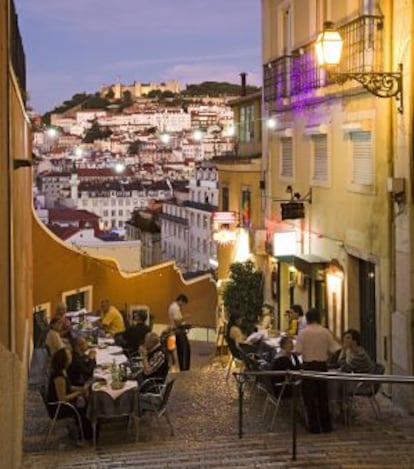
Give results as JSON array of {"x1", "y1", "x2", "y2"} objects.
[{"x1": 315, "y1": 21, "x2": 403, "y2": 113}]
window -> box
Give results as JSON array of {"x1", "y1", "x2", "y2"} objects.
[
  {"x1": 222, "y1": 187, "x2": 229, "y2": 211},
  {"x1": 311, "y1": 134, "x2": 329, "y2": 185},
  {"x1": 103, "y1": 210, "x2": 108, "y2": 217},
  {"x1": 239, "y1": 105, "x2": 254, "y2": 142},
  {"x1": 351, "y1": 131, "x2": 373, "y2": 186},
  {"x1": 62, "y1": 285, "x2": 93, "y2": 312},
  {"x1": 280, "y1": 136, "x2": 293, "y2": 179}
]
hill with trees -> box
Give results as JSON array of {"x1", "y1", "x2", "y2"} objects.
[{"x1": 41, "y1": 81, "x2": 261, "y2": 123}]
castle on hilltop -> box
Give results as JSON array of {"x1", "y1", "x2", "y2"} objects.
[{"x1": 100, "y1": 80, "x2": 182, "y2": 99}]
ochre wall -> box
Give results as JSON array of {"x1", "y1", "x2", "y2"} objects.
[
  {"x1": 33, "y1": 215, "x2": 217, "y2": 328},
  {"x1": 1, "y1": 1, "x2": 33, "y2": 466}
]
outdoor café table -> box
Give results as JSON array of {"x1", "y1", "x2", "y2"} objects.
[{"x1": 87, "y1": 347, "x2": 139, "y2": 447}]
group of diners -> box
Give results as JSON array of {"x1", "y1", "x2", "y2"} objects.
[
  {"x1": 226, "y1": 307, "x2": 376, "y2": 434},
  {"x1": 44, "y1": 300, "x2": 170, "y2": 444}
]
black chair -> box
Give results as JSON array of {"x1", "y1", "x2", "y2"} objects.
[
  {"x1": 39, "y1": 385, "x2": 84, "y2": 449},
  {"x1": 347, "y1": 362, "x2": 385, "y2": 421},
  {"x1": 225, "y1": 336, "x2": 244, "y2": 380},
  {"x1": 139, "y1": 376, "x2": 175, "y2": 435}
]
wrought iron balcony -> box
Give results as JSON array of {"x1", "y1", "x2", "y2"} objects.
[{"x1": 263, "y1": 15, "x2": 384, "y2": 110}]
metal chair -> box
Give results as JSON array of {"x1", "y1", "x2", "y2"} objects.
[
  {"x1": 139, "y1": 376, "x2": 175, "y2": 435},
  {"x1": 347, "y1": 363, "x2": 385, "y2": 421},
  {"x1": 39, "y1": 385, "x2": 84, "y2": 449}
]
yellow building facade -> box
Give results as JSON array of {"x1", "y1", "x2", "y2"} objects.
[
  {"x1": 262, "y1": 0, "x2": 413, "y2": 407},
  {"x1": 215, "y1": 91, "x2": 265, "y2": 280}
]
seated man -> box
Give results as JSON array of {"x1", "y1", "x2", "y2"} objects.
[
  {"x1": 99, "y1": 299, "x2": 125, "y2": 336},
  {"x1": 67, "y1": 336, "x2": 97, "y2": 386},
  {"x1": 138, "y1": 332, "x2": 169, "y2": 387},
  {"x1": 123, "y1": 310, "x2": 151, "y2": 354}
]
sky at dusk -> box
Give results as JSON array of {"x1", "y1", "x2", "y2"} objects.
[{"x1": 14, "y1": 0, "x2": 261, "y2": 114}]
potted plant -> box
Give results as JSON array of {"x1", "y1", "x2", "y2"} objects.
[{"x1": 222, "y1": 260, "x2": 264, "y2": 335}]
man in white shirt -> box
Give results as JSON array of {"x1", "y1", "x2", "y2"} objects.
[
  {"x1": 168, "y1": 294, "x2": 190, "y2": 371},
  {"x1": 296, "y1": 308, "x2": 340, "y2": 433}
]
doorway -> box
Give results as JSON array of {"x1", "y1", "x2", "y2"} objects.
[{"x1": 359, "y1": 259, "x2": 376, "y2": 360}]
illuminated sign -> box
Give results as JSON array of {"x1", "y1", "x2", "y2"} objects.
[
  {"x1": 213, "y1": 211, "x2": 237, "y2": 224},
  {"x1": 213, "y1": 230, "x2": 237, "y2": 244},
  {"x1": 272, "y1": 231, "x2": 297, "y2": 256}
]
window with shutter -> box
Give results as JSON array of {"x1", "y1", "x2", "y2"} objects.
[
  {"x1": 311, "y1": 134, "x2": 328, "y2": 184},
  {"x1": 280, "y1": 136, "x2": 293, "y2": 178},
  {"x1": 351, "y1": 131, "x2": 373, "y2": 185}
]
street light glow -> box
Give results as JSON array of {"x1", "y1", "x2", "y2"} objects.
[
  {"x1": 114, "y1": 162, "x2": 125, "y2": 173},
  {"x1": 160, "y1": 132, "x2": 170, "y2": 144},
  {"x1": 192, "y1": 129, "x2": 204, "y2": 141},
  {"x1": 46, "y1": 128, "x2": 58, "y2": 138},
  {"x1": 266, "y1": 117, "x2": 277, "y2": 129}
]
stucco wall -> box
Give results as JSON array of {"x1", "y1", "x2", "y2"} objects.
[{"x1": 33, "y1": 215, "x2": 217, "y2": 328}]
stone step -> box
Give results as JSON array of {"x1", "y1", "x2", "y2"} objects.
[{"x1": 23, "y1": 428, "x2": 414, "y2": 468}]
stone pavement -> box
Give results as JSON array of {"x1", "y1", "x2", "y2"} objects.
[{"x1": 22, "y1": 342, "x2": 414, "y2": 468}]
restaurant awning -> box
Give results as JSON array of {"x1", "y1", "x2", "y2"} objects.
[{"x1": 275, "y1": 253, "x2": 329, "y2": 276}]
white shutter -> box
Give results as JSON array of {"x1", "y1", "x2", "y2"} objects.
[
  {"x1": 351, "y1": 131, "x2": 373, "y2": 185},
  {"x1": 280, "y1": 137, "x2": 293, "y2": 178},
  {"x1": 312, "y1": 134, "x2": 328, "y2": 182}
]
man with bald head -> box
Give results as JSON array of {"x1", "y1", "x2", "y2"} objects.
[
  {"x1": 138, "y1": 332, "x2": 169, "y2": 383},
  {"x1": 67, "y1": 336, "x2": 96, "y2": 386}
]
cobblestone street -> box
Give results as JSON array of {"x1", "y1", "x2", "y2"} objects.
[{"x1": 23, "y1": 342, "x2": 414, "y2": 468}]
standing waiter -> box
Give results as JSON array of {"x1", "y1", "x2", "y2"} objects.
[
  {"x1": 168, "y1": 294, "x2": 191, "y2": 371},
  {"x1": 295, "y1": 308, "x2": 340, "y2": 433}
]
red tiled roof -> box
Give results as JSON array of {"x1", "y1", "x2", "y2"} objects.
[
  {"x1": 76, "y1": 168, "x2": 135, "y2": 177},
  {"x1": 49, "y1": 208, "x2": 100, "y2": 222},
  {"x1": 47, "y1": 224, "x2": 80, "y2": 240}
]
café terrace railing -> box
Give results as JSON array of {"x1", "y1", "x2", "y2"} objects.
[
  {"x1": 263, "y1": 14, "x2": 384, "y2": 111},
  {"x1": 233, "y1": 369, "x2": 414, "y2": 461}
]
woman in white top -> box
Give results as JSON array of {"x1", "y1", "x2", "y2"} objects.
[{"x1": 45, "y1": 316, "x2": 65, "y2": 356}]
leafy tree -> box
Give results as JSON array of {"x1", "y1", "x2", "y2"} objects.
[
  {"x1": 105, "y1": 88, "x2": 115, "y2": 100},
  {"x1": 183, "y1": 81, "x2": 260, "y2": 97},
  {"x1": 82, "y1": 119, "x2": 112, "y2": 143},
  {"x1": 128, "y1": 139, "x2": 143, "y2": 155},
  {"x1": 82, "y1": 94, "x2": 110, "y2": 109},
  {"x1": 122, "y1": 90, "x2": 133, "y2": 106},
  {"x1": 147, "y1": 89, "x2": 163, "y2": 99},
  {"x1": 222, "y1": 261, "x2": 264, "y2": 335}
]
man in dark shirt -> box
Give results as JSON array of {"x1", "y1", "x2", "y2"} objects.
[
  {"x1": 123, "y1": 310, "x2": 151, "y2": 354},
  {"x1": 138, "y1": 332, "x2": 169, "y2": 384},
  {"x1": 67, "y1": 336, "x2": 96, "y2": 386}
]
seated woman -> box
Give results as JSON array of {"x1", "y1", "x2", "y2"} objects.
[
  {"x1": 47, "y1": 348, "x2": 92, "y2": 441},
  {"x1": 266, "y1": 336, "x2": 300, "y2": 397},
  {"x1": 227, "y1": 313, "x2": 246, "y2": 346},
  {"x1": 329, "y1": 329, "x2": 374, "y2": 402},
  {"x1": 334, "y1": 329, "x2": 374, "y2": 374},
  {"x1": 45, "y1": 317, "x2": 65, "y2": 356}
]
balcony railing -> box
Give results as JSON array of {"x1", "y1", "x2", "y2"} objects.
[{"x1": 263, "y1": 15, "x2": 384, "y2": 109}]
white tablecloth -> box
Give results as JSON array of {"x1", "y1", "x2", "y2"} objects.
[{"x1": 95, "y1": 346, "x2": 128, "y2": 366}]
